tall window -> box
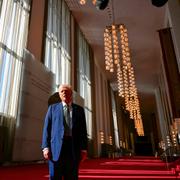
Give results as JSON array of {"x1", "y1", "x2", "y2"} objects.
[
  {"x1": 0, "y1": 0, "x2": 2, "y2": 13},
  {"x1": 0, "y1": 0, "x2": 31, "y2": 118},
  {"x1": 44, "y1": 0, "x2": 71, "y2": 88},
  {"x1": 111, "y1": 89, "x2": 120, "y2": 148},
  {"x1": 77, "y1": 28, "x2": 92, "y2": 139}
]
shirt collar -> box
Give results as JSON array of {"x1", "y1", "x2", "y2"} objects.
[{"x1": 62, "y1": 101, "x2": 72, "y2": 107}]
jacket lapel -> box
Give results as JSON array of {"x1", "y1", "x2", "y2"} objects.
[
  {"x1": 72, "y1": 103, "x2": 76, "y2": 127},
  {"x1": 54, "y1": 102, "x2": 64, "y2": 128}
]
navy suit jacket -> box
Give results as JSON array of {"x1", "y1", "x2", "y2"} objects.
[{"x1": 42, "y1": 102, "x2": 88, "y2": 161}]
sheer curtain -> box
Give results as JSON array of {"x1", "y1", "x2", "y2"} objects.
[
  {"x1": 0, "y1": 1, "x2": 2, "y2": 13},
  {"x1": 44, "y1": 0, "x2": 71, "y2": 89},
  {"x1": 111, "y1": 89, "x2": 120, "y2": 148},
  {"x1": 77, "y1": 28, "x2": 92, "y2": 139},
  {"x1": 0, "y1": 0, "x2": 31, "y2": 160},
  {"x1": 0, "y1": 0, "x2": 30, "y2": 117},
  {"x1": 0, "y1": 0, "x2": 30, "y2": 118}
]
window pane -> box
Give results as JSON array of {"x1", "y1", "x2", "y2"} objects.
[
  {"x1": 44, "y1": 0, "x2": 71, "y2": 88},
  {"x1": 111, "y1": 89, "x2": 120, "y2": 148},
  {"x1": 77, "y1": 27, "x2": 92, "y2": 139},
  {"x1": 0, "y1": 0, "x2": 30, "y2": 117}
]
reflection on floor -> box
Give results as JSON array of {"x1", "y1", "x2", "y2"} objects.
[{"x1": 0, "y1": 156, "x2": 179, "y2": 180}]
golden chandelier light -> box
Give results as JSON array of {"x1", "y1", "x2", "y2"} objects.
[
  {"x1": 79, "y1": 0, "x2": 109, "y2": 10},
  {"x1": 104, "y1": 24, "x2": 144, "y2": 136},
  {"x1": 79, "y1": 0, "x2": 96, "y2": 5}
]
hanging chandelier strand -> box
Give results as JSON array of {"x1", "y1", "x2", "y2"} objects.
[{"x1": 103, "y1": 24, "x2": 144, "y2": 136}]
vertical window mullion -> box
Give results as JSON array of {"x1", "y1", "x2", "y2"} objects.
[
  {"x1": 16, "y1": 4, "x2": 24, "y2": 55},
  {"x1": 0, "y1": 1, "x2": 9, "y2": 41}
]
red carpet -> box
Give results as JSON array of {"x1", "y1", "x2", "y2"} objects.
[{"x1": 0, "y1": 156, "x2": 179, "y2": 180}]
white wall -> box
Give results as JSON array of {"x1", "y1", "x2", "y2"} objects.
[
  {"x1": 12, "y1": 50, "x2": 54, "y2": 161},
  {"x1": 73, "y1": 91, "x2": 84, "y2": 107},
  {"x1": 155, "y1": 65, "x2": 173, "y2": 146},
  {"x1": 94, "y1": 62, "x2": 112, "y2": 156},
  {"x1": 167, "y1": 0, "x2": 180, "y2": 72}
]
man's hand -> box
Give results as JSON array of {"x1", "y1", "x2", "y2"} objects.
[
  {"x1": 81, "y1": 150, "x2": 87, "y2": 162},
  {"x1": 43, "y1": 148, "x2": 51, "y2": 160}
]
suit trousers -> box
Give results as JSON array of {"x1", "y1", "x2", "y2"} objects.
[{"x1": 49, "y1": 137, "x2": 79, "y2": 180}]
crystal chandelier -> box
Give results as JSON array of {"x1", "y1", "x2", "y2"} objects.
[{"x1": 104, "y1": 24, "x2": 144, "y2": 136}]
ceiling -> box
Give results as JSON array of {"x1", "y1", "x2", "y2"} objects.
[{"x1": 65, "y1": 0, "x2": 167, "y2": 113}]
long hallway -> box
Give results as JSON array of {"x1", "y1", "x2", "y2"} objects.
[
  {"x1": 0, "y1": 156, "x2": 179, "y2": 180},
  {"x1": 0, "y1": 0, "x2": 180, "y2": 179}
]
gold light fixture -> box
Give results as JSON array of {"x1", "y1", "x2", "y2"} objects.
[
  {"x1": 79, "y1": 0, "x2": 87, "y2": 5},
  {"x1": 79, "y1": 0, "x2": 96, "y2": 5},
  {"x1": 100, "y1": 131, "x2": 105, "y2": 144},
  {"x1": 104, "y1": 24, "x2": 144, "y2": 136},
  {"x1": 109, "y1": 135, "x2": 113, "y2": 145},
  {"x1": 79, "y1": 0, "x2": 109, "y2": 10}
]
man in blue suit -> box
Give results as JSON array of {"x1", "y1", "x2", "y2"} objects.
[{"x1": 42, "y1": 84, "x2": 88, "y2": 180}]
